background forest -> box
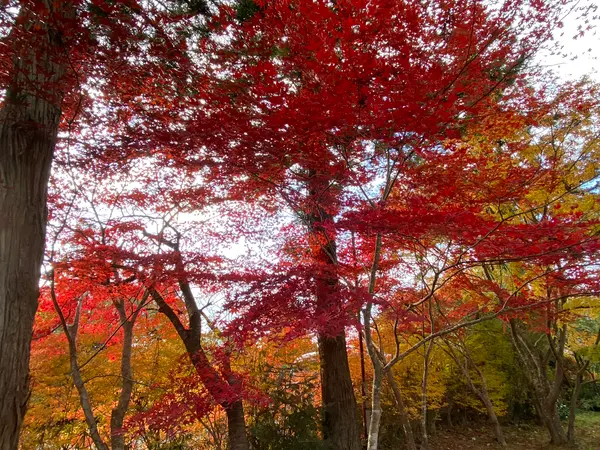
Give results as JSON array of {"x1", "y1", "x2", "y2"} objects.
[{"x1": 1, "y1": 0, "x2": 600, "y2": 449}]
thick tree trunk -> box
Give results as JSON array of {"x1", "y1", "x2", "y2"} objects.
[
  {"x1": 0, "y1": 2, "x2": 72, "y2": 447},
  {"x1": 318, "y1": 331, "x2": 361, "y2": 450},
  {"x1": 541, "y1": 403, "x2": 568, "y2": 445},
  {"x1": 308, "y1": 173, "x2": 361, "y2": 450},
  {"x1": 387, "y1": 369, "x2": 417, "y2": 450},
  {"x1": 315, "y1": 250, "x2": 361, "y2": 450},
  {"x1": 225, "y1": 400, "x2": 249, "y2": 450}
]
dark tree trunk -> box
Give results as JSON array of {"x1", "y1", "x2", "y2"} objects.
[
  {"x1": 446, "y1": 402, "x2": 453, "y2": 427},
  {"x1": 315, "y1": 264, "x2": 360, "y2": 450},
  {"x1": 226, "y1": 400, "x2": 249, "y2": 450},
  {"x1": 307, "y1": 173, "x2": 361, "y2": 450},
  {"x1": 540, "y1": 403, "x2": 568, "y2": 445},
  {"x1": 482, "y1": 395, "x2": 506, "y2": 446},
  {"x1": 0, "y1": 2, "x2": 73, "y2": 447},
  {"x1": 318, "y1": 332, "x2": 361, "y2": 450}
]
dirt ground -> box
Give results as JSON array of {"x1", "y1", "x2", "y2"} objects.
[{"x1": 428, "y1": 412, "x2": 600, "y2": 450}]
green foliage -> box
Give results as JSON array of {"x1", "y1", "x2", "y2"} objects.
[
  {"x1": 247, "y1": 367, "x2": 325, "y2": 450},
  {"x1": 579, "y1": 383, "x2": 600, "y2": 412},
  {"x1": 557, "y1": 401, "x2": 570, "y2": 420},
  {"x1": 236, "y1": 0, "x2": 261, "y2": 23},
  {"x1": 248, "y1": 381, "x2": 325, "y2": 449},
  {"x1": 443, "y1": 321, "x2": 514, "y2": 418}
]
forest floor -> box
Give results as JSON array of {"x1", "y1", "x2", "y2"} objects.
[{"x1": 429, "y1": 411, "x2": 600, "y2": 450}]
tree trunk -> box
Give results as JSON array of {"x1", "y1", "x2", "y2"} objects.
[
  {"x1": 358, "y1": 323, "x2": 369, "y2": 441},
  {"x1": 482, "y1": 394, "x2": 506, "y2": 446},
  {"x1": 419, "y1": 341, "x2": 434, "y2": 450},
  {"x1": 541, "y1": 403, "x2": 568, "y2": 445},
  {"x1": 509, "y1": 320, "x2": 568, "y2": 446},
  {"x1": 471, "y1": 364, "x2": 506, "y2": 445},
  {"x1": 567, "y1": 373, "x2": 581, "y2": 443},
  {"x1": 367, "y1": 370, "x2": 383, "y2": 450},
  {"x1": 110, "y1": 303, "x2": 138, "y2": 450},
  {"x1": 187, "y1": 344, "x2": 250, "y2": 450},
  {"x1": 51, "y1": 291, "x2": 109, "y2": 450},
  {"x1": 318, "y1": 331, "x2": 361, "y2": 450},
  {"x1": 443, "y1": 339, "x2": 506, "y2": 445},
  {"x1": 226, "y1": 400, "x2": 249, "y2": 450},
  {"x1": 151, "y1": 287, "x2": 250, "y2": 450},
  {"x1": 0, "y1": 2, "x2": 73, "y2": 447},
  {"x1": 387, "y1": 369, "x2": 417, "y2": 450},
  {"x1": 568, "y1": 343, "x2": 598, "y2": 442},
  {"x1": 69, "y1": 347, "x2": 109, "y2": 450},
  {"x1": 308, "y1": 173, "x2": 360, "y2": 450},
  {"x1": 446, "y1": 402, "x2": 453, "y2": 427}
]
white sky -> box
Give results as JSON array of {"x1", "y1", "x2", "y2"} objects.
[{"x1": 538, "y1": 3, "x2": 600, "y2": 81}]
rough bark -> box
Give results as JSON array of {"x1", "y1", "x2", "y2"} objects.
[
  {"x1": 226, "y1": 400, "x2": 249, "y2": 450},
  {"x1": 0, "y1": 2, "x2": 73, "y2": 446},
  {"x1": 308, "y1": 173, "x2": 361, "y2": 450},
  {"x1": 318, "y1": 331, "x2": 361, "y2": 450},
  {"x1": 540, "y1": 405, "x2": 568, "y2": 445}
]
